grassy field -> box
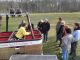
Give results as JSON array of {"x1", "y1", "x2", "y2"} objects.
[{"x1": 1, "y1": 13, "x2": 80, "y2": 60}]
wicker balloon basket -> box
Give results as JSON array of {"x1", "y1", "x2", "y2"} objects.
[{"x1": 0, "y1": 44, "x2": 43, "y2": 60}]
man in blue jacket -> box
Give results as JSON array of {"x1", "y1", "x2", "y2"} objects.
[{"x1": 71, "y1": 23, "x2": 80, "y2": 60}]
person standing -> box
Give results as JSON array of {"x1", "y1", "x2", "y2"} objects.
[
  {"x1": 15, "y1": 23, "x2": 30, "y2": 40},
  {"x1": 61, "y1": 28, "x2": 73, "y2": 60},
  {"x1": 37, "y1": 19, "x2": 44, "y2": 33},
  {"x1": 57, "y1": 20, "x2": 68, "y2": 47},
  {"x1": 56, "y1": 17, "x2": 63, "y2": 42},
  {"x1": 71, "y1": 23, "x2": 80, "y2": 60},
  {"x1": 42, "y1": 18, "x2": 50, "y2": 43}
]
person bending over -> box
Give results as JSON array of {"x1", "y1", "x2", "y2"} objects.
[{"x1": 15, "y1": 23, "x2": 30, "y2": 40}]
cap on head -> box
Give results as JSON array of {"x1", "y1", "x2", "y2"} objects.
[
  {"x1": 45, "y1": 18, "x2": 48, "y2": 21},
  {"x1": 40, "y1": 19, "x2": 44, "y2": 22},
  {"x1": 61, "y1": 21, "x2": 65, "y2": 25}
]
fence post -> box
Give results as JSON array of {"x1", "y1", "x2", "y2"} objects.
[
  {"x1": 0, "y1": 15, "x2": 2, "y2": 32},
  {"x1": 6, "y1": 14, "x2": 9, "y2": 32}
]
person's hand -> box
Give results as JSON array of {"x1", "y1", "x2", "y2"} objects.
[{"x1": 29, "y1": 32, "x2": 31, "y2": 35}]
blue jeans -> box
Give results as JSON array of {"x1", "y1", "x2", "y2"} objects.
[
  {"x1": 43, "y1": 33, "x2": 48, "y2": 41},
  {"x1": 62, "y1": 47, "x2": 69, "y2": 60}
]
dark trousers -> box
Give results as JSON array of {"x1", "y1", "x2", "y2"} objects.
[
  {"x1": 56, "y1": 34, "x2": 62, "y2": 46},
  {"x1": 43, "y1": 32, "x2": 48, "y2": 41},
  {"x1": 71, "y1": 42, "x2": 78, "y2": 60}
]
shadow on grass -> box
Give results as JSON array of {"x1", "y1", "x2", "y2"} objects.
[
  {"x1": 43, "y1": 36, "x2": 60, "y2": 55},
  {"x1": 42, "y1": 36, "x2": 79, "y2": 60},
  {"x1": 43, "y1": 36, "x2": 80, "y2": 60}
]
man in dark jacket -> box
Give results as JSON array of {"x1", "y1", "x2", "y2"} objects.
[
  {"x1": 56, "y1": 17, "x2": 62, "y2": 42},
  {"x1": 57, "y1": 20, "x2": 68, "y2": 47},
  {"x1": 41, "y1": 19, "x2": 50, "y2": 43}
]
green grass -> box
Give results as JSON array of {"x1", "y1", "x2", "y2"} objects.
[{"x1": 1, "y1": 13, "x2": 80, "y2": 60}]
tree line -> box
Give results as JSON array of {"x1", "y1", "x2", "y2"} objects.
[{"x1": 0, "y1": 0, "x2": 80, "y2": 13}]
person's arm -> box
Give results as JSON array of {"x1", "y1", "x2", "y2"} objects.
[
  {"x1": 56, "y1": 23, "x2": 58, "y2": 32},
  {"x1": 61, "y1": 37, "x2": 65, "y2": 47},
  {"x1": 57, "y1": 25, "x2": 63, "y2": 35},
  {"x1": 72, "y1": 31, "x2": 78, "y2": 42},
  {"x1": 48, "y1": 22, "x2": 50, "y2": 31},
  {"x1": 37, "y1": 22, "x2": 40, "y2": 28},
  {"x1": 23, "y1": 28, "x2": 30, "y2": 35},
  {"x1": 46, "y1": 22, "x2": 50, "y2": 32}
]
